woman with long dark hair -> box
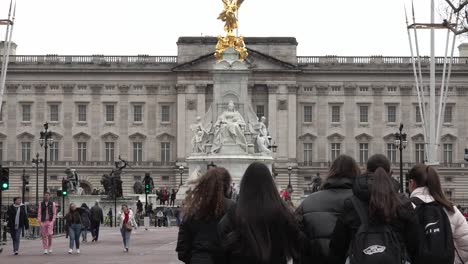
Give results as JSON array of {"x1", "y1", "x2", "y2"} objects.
[
  {"x1": 328, "y1": 165, "x2": 420, "y2": 264},
  {"x1": 408, "y1": 164, "x2": 468, "y2": 263},
  {"x1": 176, "y1": 167, "x2": 234, "y2": 264},
  {"x1": 296, "y1": 155, "x2": 360, "y2": 263},
  {"x1": 218, "y1": 162, "x2": 304, "y2": 264},
  {"x1": 64, "y1": 203, "x2": 83, "y2": 254}
]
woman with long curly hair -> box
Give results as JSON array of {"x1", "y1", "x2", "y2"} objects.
[{"x1": 176, "y1": 167, "x2": 234, "y2": 264}]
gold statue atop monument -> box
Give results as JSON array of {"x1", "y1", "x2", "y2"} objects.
[{"x1": 215, "y1": 0, "x2": 248, "y2": 61}]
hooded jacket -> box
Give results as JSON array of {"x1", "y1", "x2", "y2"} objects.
[
  {"x1": 411, "y1": 187, "x2": 468, "y2": 264},
  {"x1": 295, "y1": 177, "x2": 354, "y2": 264},
  {"x1": 328, "y1": 173, "x2": 420, "y2": 264}
]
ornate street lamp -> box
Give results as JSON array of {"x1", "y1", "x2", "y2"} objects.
[
  {"x1": 267, "y1": 136, "x2": 278, "y2": 153},
  {"x1": 394, "y1": 124, "x2": 408, "y2": 193},
  {"x1": 178, "y1": 165, "x2": 184, "y2": 186},
  {"x1": 32, "y1": 153, "x2": 43, "y2": 206},
  {"x1": 39, "y1": 123, "x2": 54, "y2": 193},
  {"x1": 287, "y1": 165, "x2": 293, "y2": 194}
]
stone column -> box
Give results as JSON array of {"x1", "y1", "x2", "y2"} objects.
[
  {"x1": 90, "y1": 84, "x2": 102, "y2": 160},
  {"x1": 343, "y1": 84, "x2": 356, "y2": 156},
  {"x1": 267, "y1": 85, "x2": 278, "y2": 148},
  {"x1": 372, "y1": 85, "x2": 385, "y2": 154},
  {"x1": 6, "y1": 84, "x2": 18, "y2": 161},
  {"x1": 287, "y1": 85, "x2": 298, "y2": 160},
  {"x1": 62, "y1": 85, "x2": 74, "y2": 160},
  {"x1": 146, "y1": 85, "x2": 158, "y2": 161},
  {"x1": 196, "y1": 84, "x2": 206, "y2": 118},
  {"x1": 118, "y1": 85, "x2": 130, "y2": 158},
  {"x1": 176, "y1": 84, "x2": 187, "y2": 160},
  {"x1": 316, "y1": 85, "x2": 329, "y2": 162}
]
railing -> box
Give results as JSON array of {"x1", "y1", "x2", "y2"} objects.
[
  {"x1": 5, "y1": 161, "x2": 176, "y2": 167},
  {"x1": 1, "y1": 55, "x2": 178, "y2": 65},
  {"x1": 297, "y1": 56, "x2": 468, "y2": 65},
  {"x1": 298, "y1": 161, "x2": 466, "y2": 168}
]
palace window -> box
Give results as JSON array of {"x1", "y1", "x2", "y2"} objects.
[
  {"x1": 444, "y1": 106, "x2": 453, "y2": 123},
  {"x1": 303, "y1": 143, "x2": 313, "y2": 164},
  {"x1": 133, "y1": 105, "x2": 143, "y2": 122},
  {"x1": 78, "y1": 104, "x2": 87, "y2": 122},
  {"x1": 49, "y1": 104, "x2": 59, "y2": 122},
  {"x1": 21, "y1": 142, "x2": 31, "y2": 162},
  {"x1": 22, "y1": 104, "x2": 31, "y2": 122},
  {"x1": 77, "y1": 142, "x2": 87, "y2": 162},
  {"x1": 359, "y1": 105, "x2": 369, "y2": 123},
  {"x1": 387, "y1": 105, "x2": 397, "y2": 123},
  {"x1": 256, "y1": 105, "x2": 265, "y2": 120},
  {"x1": 359, "y1": 143, "x2": 369, "y2": 163},
  {"x1": 161, "y1": 105, "x2": 170, "y2": 122},
  {"x1": 161, "y1": 142, "x2": 171, "y2": 163},
  {"x1": 331, "y1": 106, "x2": 341, "y2": 123},
  {"x1": 133, "y1": 142, "x2": 143, "y2": 162},
  {"x1": 387, "y1": 143, "x2": 397, "y2": 163},
  {"x1": 331, "y1": 143, "x2": 341, "y2": 161},
  {"x1": 304, "y1": 105, "x2": 313, "y2": 123},
  {"x1": 49, "y1": 142, "x2": 59, "y2": 161},
  {"x1": 105, "y1": 104, "x2": 115, "y2": 122},
  {"x1": 415, "y1": 143, "x2": 425, "y2": 163},
  {"x1": 105, "y1": 142, "x2": 115, "y2": 162},
  {"x1": 443, "y1": 143, "x2": 453, "y2": 164}
]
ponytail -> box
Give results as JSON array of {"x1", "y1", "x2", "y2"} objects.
[{"x1": 369, "y1": 167, "x2": 401, "y2": 223}]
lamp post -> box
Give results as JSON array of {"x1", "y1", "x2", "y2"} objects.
[
  {"x1": 394, "y1": 124, "x2": 408, "y2": 193},
  {"x1": 32, "y1": 153, "x2": 43, "y2": 206},
  {"x1": 178, "y1": 165, "x2": 184, "y2": 187},
  {"x1": 267, "y1": 136, "x2": 278, "y2": 153},
  {"x1": 39, "y1": 123, "x2": 54, "y2": 193},
  {"x1": 287, "y1": 165, "x2": 293, "y2": 194}
]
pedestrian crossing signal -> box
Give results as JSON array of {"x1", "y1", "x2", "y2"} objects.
[
  {"x1": 0, "y1": 167, "x2": 9, "y2": 190},
  {"x1": 145, "y1": 183, "x2": 150, "y2": 194}
]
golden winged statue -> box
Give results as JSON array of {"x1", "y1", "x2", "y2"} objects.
[{"x1": 215, "y1": 0, "x2": 248, "y2": 62}]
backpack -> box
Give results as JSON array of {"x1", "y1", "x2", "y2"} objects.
[
  {"x1": 411, "y1": 197, "x2": 455, "y2": 264},
  {"x1": 348, "y1": 196, "x2": 403, "y2": 264}
]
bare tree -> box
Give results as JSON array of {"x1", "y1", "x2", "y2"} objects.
[{"x1": 442, "y1": 0, "x2": 468, "y2": 35}]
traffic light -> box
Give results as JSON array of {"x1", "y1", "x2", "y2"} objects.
[
  {"x1": 144, "y1": 177, "x2": 151, "y2": 194},
  {"x1": 465, "y1": 148, "x2": 468, "y2": 162},
  {"x1": 0, "y1": 167, "x2": 9, "y2": 190},
  {"x1": 61, "y1": 179, "x2": 68, "y2": 196},
  {"x1": 22, "y1": 175, "x2": 29, "y2": 191}
]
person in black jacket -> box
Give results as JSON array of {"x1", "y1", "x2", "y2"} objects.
[
  {"x1": 90, "y1": 201, "x2": 103, "y2": 242},
  {"x1": 7, "y1": 197, "x2": 29, "y2": 255},
  {"x1": 295, "y1": 155, "x2": 360, "y2": 263},
  {"x1": 176, "y1": 167, "x2": 235, "y2": 264},
  {"x1": 328, "y1": 163, "x2": 420, "y2": 264},
  {"x1": 80, "y1": 203, "x2": 91, "y2": 242},
  {"x1": 218, "y1": 162, "x2": 305, "y2": 264}
]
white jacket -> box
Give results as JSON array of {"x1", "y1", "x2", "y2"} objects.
[
  {"x1": 118, "y1": 210, "x2": 137, "y2": 229},
  {"x1": 411, "y1": 187, "x2": 468, "y2": 264}
]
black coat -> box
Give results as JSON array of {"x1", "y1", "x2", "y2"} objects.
[
  {"x1": 7, "y1": 204, "x2": 29, "y2": 231},
  {"x1": 295, "y1": 177, "x2": 354, "y2": 264},
  {"x1": 328, "y1": 174, "x2": 420, "y2": 264},
  {"x1": 90, "y1": 205, "x2": 104, "y2": 224},
  {"x1": 176, "y1": 198, "x2": 235, "y2": 264}
]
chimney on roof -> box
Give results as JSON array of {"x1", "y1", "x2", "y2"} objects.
[
  {"x1": 0, "y1": 41, "x2": 17, "y2": 56},
  {"x1": 458, "y1": 42, "x2": 468, "y2": 57}
]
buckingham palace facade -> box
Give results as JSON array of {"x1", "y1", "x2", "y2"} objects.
[{"x1": 1, "y1": 37, "x2": 468, "y2": 203}]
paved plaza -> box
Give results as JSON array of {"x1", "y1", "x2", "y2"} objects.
[{"x1": 0, "y1": 227, "x2": 181, "y2": 264}]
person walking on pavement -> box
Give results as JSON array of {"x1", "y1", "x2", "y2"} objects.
[
  {"x1": 118, "y1": 204, "x2": 137, "y2": 252},
  {"x1": 65, "y1": 203, "x2": 84, "y2": 254},
  {"x1": 90, "y1": 201, "x2": 103, "y2": 242},
  {"x1": 164, "y1": 206, "x2": 173, "y2": 227},
  {"x1": 108, "y1": 208, "x2": 113, "y2": 227},
  {"x1": 170, "y1": 189, "x2": 178, "y2": 206},
  {"x1": 7, "y1": 197, "x2": 29, "y2": 255},
  {"x1": 37, "y1": 191, "x2": 57, "y2": 255},
  {"x1": 80, "y1": 203, "x2": 91, "y2": 242}
]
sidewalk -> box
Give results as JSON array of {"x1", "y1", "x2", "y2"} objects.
[{"x1": 0, "y1": 226, "x2": 181, "y2": 264}]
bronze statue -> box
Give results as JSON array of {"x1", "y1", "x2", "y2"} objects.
[{"x1": 100, "y1": 156, "x2": 129, "y2": 199}]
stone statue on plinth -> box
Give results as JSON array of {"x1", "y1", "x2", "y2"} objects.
[
  {"x1": 190, "y1": 116, "x2": 210, "y2": 153},
  {"x1": 64, "y1": 167, "x2": 79, "y2": 193},
  {"x1": 211, "y1": 100, "x2": 247, "y2": 153},
  {"x1": 101, "y1": 156, "x2": 129, "y2": 199},
  {"x1": 254, "y1": 116, "x2": 271, "y2": 154}
]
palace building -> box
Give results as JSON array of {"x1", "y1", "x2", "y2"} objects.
[{"x1": 1, "y1": 37, "x2": 468, "y2": 203}]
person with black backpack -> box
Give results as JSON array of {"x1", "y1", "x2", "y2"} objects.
[
  {"x1": 408, "y1": 164, "x2": 468, "y2": 264},
  {"x1": 328, "y1": 167, "x2": 420, "y2": 264}
]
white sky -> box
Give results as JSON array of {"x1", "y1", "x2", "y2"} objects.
[{"x1": 0, "y1": 0, "x2": 467, "y2": 56}]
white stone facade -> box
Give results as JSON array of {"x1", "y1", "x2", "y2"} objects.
[{"x1": 1, "y1": 37, "x2": 468, "y2": 204}]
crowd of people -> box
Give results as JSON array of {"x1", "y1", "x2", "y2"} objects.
[{"x1": 176, "y1": 155, "x2": 468, "y2": 264}]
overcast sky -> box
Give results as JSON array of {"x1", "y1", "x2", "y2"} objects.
[{"x1": 0, "y1": 0, "x2": 467, "y2": 56}]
